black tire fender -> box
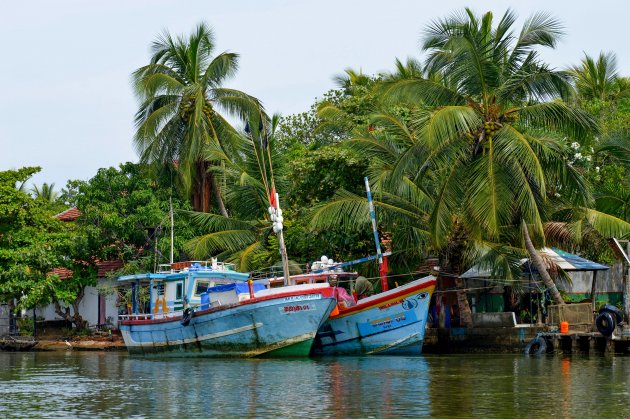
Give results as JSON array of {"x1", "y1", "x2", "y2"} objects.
[
  {"x1": 596, "y1": 310, "x2": 616, "y2": 336},
  {"x1": 599, "y1": 304, "x2": 624, "y2": 324},
  {"x1": 181, "y1": 307, "x2": 193, "y2": 326},
  {"x1": 524, "y1": 336, "x2": 548, "y2": 355}
]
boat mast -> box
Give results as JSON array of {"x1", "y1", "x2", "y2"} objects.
[
  {"x1": 365, "y1": 177, "x2": 383, "y2": 264},
  {"x1": 254, "y1": 114, "x2": 291, "y2": 286},
  {"x1": 273, "y1": 192, "x2": 291, "y2": 286},
  {"x1": 365, "y1": 177, "x2": 388, "y2": 291}
]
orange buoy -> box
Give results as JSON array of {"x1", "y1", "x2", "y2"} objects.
[{"x1": 560, "y1": 321, "x2": 569, "y2": 333}]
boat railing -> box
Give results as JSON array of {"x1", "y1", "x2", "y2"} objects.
[
  {"x1": 119, "y1": 311, "x2": 184, "y2": 321},
  {"x1": 156, "y1": 260, "x2": 237, "y2": 274}
]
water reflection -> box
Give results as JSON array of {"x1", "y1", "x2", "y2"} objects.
[{"x1": 1, "y1": 352, "x2": 629, "y2": 418}]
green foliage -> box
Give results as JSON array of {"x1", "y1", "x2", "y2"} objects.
[
  {"x1": 17, "y1": 317, "x2": 34, "y2": 336},
  {"x1": 288, "y1": 146, "x2": 369, "y2": 206},
  {"x1": 74, "y1": 162, "x2": 197, "y2": 270},
  {"x1": 0, "y1": 167, "x2": 73, "y2": 310}
]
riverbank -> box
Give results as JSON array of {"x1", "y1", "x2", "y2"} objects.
[
  {"x1": 1, "y1": 334, "x2": 126, "y2": 352},
  {"x1": 34, "y1": 336, "x2": 126, "y2": 351}
]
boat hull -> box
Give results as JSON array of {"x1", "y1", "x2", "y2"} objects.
[
  {"x1": 119, "y1": 290, "x2": 336, "y2": 357},
  {"x1": 312, "y1": 276, "x2": 436, "y2": 356}
]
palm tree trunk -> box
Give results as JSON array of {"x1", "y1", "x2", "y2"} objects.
[
  {"x1": 455, "y1": 278, "x2": 473, "y2": 327},
  {"x1": 209, "y1": 172, "x2": 228, "y2": 217},
  {"x1": 201, "y1": 163, "x2": 210, "y2": 213},
  {"x1": 522, "y1": 220, "x2": 564, "y2": 305}
]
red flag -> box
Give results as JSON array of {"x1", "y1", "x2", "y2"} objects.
[{"x1": 269, "y1": 188, "x2": 276, "y2": 208}]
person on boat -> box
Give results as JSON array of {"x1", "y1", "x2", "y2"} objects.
[
  {"x1": 355, "y1": 276, "x2": 374, "y2": 300},
  {"x1": 329, "y1": 276, "x2": 355, "y2": 307}
]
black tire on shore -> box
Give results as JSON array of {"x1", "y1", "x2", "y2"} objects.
[
  {"x1": 524, "y1": 336, "x2": 548, "y2": 355},
  {"x1": 595, "y1": 310, "x2": 616, "y2": 336}
]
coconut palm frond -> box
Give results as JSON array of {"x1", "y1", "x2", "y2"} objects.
[
  {"x1": 181, "y1": 210, "x2": 254, "y2": 232},
  {"x1": 517, "y1": 101, "x2": 599, "y2": 141},
  {"x1": 309, "y1": 190, "x2": 371, "y2": 232},
  {"x1": 185, "y1": 229, "x2": 258, "y2": 259}
]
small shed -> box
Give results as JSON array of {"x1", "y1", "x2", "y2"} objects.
[{"x1": 460, "y1": 248, "x2": 620, "y2": 315}]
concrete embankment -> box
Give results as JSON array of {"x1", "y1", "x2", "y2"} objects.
[{"x1": 423, "y1": 325, "x2": 546, "y2": 353}]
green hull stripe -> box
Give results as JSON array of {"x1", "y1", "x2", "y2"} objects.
[{"x1": 262, "y1": 338, "x2": 315, "y2": 357}]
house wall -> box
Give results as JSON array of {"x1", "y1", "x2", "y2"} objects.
[
  {"x1": 35, "y1": 279, "x2": 119, "y2": 328},
  {"x1": 0, "y1": 304, "x2": 10, "y2": 335},
  {"x1": 555, "y1": 262, "x2": 624, "y2": 305}
]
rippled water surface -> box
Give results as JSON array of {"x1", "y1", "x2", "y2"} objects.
[{"x1": 1, "y1": 351, "x2": 629, "y2": 418}]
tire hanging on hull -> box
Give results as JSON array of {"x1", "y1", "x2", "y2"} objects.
[{"x1": 524, "y1": 336, "x2": 548, "y2": 354}]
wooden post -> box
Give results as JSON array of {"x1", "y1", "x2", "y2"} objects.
[{"x1": 590, "y1": 270, "x2": 598, "y2": 303}]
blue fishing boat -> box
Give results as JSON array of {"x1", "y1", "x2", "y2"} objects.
[
  {"x1": 117, "y1": 260, "x2": 337, "y2": 357},
  {"x1": 312, "y1": 274, "x2": 436, "y2": 355},
  {"x1": 272, "y1": 261, "x2": 436, "y2": 355}
]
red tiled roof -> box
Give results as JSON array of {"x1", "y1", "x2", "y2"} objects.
[
  {"x1": 97, "y1": 260, "x2": 124, "y2": 277},
  {"x1": 55, "y1": 207, "x2": 81, "y2": 222},
  {"x1": 49, "y1": 260, "x2": 124, "y2": 280},
  {"x1": 50, "y1": 267, "x2": 73, "y2": 280}
]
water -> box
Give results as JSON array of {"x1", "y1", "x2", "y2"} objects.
[{"x1": 1, "y1": 351, "x2": 629, "y2": 418}]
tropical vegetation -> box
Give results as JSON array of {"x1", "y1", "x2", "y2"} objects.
[{"x1": 2, "y1": 11, "x2": 630, "y2": 330}]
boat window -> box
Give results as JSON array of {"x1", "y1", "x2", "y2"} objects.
[
  {"x1": 195, "y1": 281, "x2": 210, "y2": 296},
  {"x1": 157, "y1": 283, "x2": 165, "y2": 296},
  {"x1": 176, "y1": 283, "x2": 183, "y2": 300}
]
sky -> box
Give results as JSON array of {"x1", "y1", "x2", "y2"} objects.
[{"x1": 1, "y1": 0, "x2": 628, "y2": 191}]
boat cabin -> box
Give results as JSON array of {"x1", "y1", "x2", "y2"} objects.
[{"x1": 117, "y1": 260, "x2": 256, "y2": 320}]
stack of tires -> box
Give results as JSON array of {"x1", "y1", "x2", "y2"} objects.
[{"x1": 595, "y1": 304, "x2": 624, "y2": 336}]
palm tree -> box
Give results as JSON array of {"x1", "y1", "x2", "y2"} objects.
[
  {"x1": 132, "y1": 22, "x2": 262, "y2": 215},
  {"x1": 568, "y1": 52, "x2": 627, "y2": 101},
  {"x1": 31, "y1": 182, "x2": 58, "y2": 202},
  {"x1": 184, "y1": 114, "x2": 289, "y2": 272},
  {"x1": 311, "y1": 10, "x2": 630, "y2": 321},
  {"x1": 375, "y1": 8, "x2": 613, "y2": 307}
]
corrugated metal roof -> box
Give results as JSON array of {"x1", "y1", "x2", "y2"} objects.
[
  {"x1": 541, "y1": 247, "x2": 609, "y2": 271},
  {"x1": 461, "y1": 247, "x2": 609, "y2": 279}
]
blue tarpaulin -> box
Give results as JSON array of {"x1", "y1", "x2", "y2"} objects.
[{"x1": 206, "y1": 282, "x2": 266, "y2": 294}]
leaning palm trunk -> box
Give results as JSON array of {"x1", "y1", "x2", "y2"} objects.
[{"x1": 522, "y1": 221, "x2": 564, "y2": 305}]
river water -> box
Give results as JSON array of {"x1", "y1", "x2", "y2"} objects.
[{"x1": 0, "y1": 351, "x2": 628, "y2": 418}]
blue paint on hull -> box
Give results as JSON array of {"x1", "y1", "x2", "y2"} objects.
[
  {"x1": 312, "y1": 277, "x2": 435, "y2": 356},
  {"x1": 120, "y1": 295, "x2": 336, "y2": 357}
]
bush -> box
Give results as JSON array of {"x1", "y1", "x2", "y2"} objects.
[{"x1": 17, "y1": 317, "x2": 34, "y2": 336}]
